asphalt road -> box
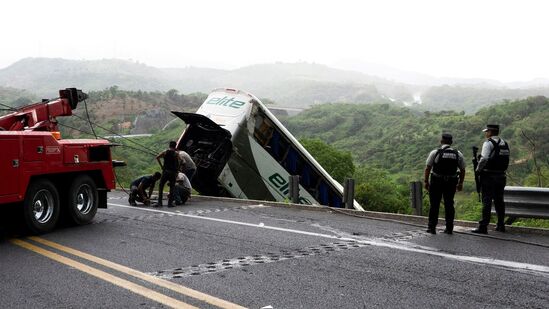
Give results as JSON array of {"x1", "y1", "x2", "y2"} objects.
[{"x1": 1, "y1": 191, "x2": 548, "y2": 308}]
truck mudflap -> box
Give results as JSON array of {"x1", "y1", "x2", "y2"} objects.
[{"x1": 98, "y1": 189, "x2": 108, "y2": 209}]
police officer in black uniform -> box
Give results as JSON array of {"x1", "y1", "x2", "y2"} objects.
[
  {"x1": 472, "y1": 124, "x2": 510, "y2": 234},
  {"x1": 424, "y1": 133, "x2": 466, "y2": 234},
  {"x1": 155, "y1": 141, "x2": 179, "y2": 207}
]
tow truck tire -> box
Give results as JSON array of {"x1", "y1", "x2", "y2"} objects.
[
  {"x1": 66, "y1": 175, "x2": 98, "y2": 225},
  {"x1": 23, "y1": 179, "x2": 60, "y2": 234}
]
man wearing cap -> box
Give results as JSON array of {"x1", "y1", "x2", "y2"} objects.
[
  {"x1": 424, "y1": 133, "x2": 466, "y2": 234},
  {"x1": 472, "y1": 124, "x2": 510, "y2": 234}
]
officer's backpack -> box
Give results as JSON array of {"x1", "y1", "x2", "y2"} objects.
[
  {"x1": 433, "y1": 147, "x2": 459, "y2": 176},
  {"x1": 485, "y1": 138, "x2": 510, "y2": 171}
]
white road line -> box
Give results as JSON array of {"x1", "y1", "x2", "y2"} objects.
[{"x1": 107, "y1": 202, "x2": 549, "y2": 277}]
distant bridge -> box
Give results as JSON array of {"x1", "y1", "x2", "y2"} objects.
[{"x1": 267, "y1": 106, "x2": 305, "y2": 116}]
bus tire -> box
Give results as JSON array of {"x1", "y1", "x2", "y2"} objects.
[
  {"x1": 66, "y1": 175, "x2": 98, "y2": 225},
  {"x1": 23, "y1": 179, "x2": 60, "y2": 234}
]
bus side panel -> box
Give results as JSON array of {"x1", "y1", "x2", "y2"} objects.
[
  {"x1": 249, "y1": 105, "x2": 350, "y2": 208},
  {"x1": 226, "y1": 127, "x2": 318, "y2": 205},
  {"x1": 226, "y1": 127, "x2": 277, "y2": 201},
  {"x1": 218, "y1": 164, "x2": 247, "y2": 199},
  {"x1": 247, "y1": 136, "x2": 317, "y2": 205}
]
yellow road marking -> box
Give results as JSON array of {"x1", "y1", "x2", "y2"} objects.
[
  {"x1": 29, "y1": 236, "x2": 247, "y2": 309},
  {"x1": 10, "y1": 239, "x2": 198, "y2": 309}
]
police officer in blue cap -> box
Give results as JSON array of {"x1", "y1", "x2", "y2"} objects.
[{"x1": 424, "y1": 133, "x2": 466, "y2": 234}]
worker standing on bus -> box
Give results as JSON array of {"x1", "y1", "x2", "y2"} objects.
[{"x1": 155, "y1": 141, "x2": 179, "y2": 207}]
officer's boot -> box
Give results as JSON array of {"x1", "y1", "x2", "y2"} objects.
[{"x1": 471, "y1": 226, "x2": 488, "y2": 234}]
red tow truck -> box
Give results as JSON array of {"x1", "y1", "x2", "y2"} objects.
[{"x1": 0, "y1": 88, "x2": 120, "y2": 233}]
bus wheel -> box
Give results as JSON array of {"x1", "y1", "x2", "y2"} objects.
[
  {"x1": 23, "y1": 179, "x2": 60, "y2": 234},
  {"x1": 66, "y1": 175, "x2": 98, "y2": 225}
]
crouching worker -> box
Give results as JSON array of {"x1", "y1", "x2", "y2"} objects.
[
  {"x1": 174, "y1": 172, "x2": 192, "y2": 205},
  {"x1": 128, "y1": 172, "x2": 162, "y2": 206}
]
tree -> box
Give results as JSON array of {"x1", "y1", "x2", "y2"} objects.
[
  {"x1": 167, "y1": 89, "x2": 179, "y2": 100},
  {"x1": 353, "y1": 165, "x2": 410, "y2": 214},
  {"x1": 109, "y1": 85, "x2": 119, "y2": 99},
  {"x1": 300, "y1": 138, "x2": 354, "y2": 183},
  {"x1": 521, "y1": 129, "x2": 543, "y2": 187}
]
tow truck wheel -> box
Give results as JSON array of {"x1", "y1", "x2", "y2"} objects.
[
  {"x1": 66, "y1": 175, "x2": 98, "y2": 225},
  {"x1": 23, "y1": 179, "x2": 60, "y2": 234}
]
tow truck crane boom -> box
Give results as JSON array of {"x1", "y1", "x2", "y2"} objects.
[{"x1": 0, "y1": 88, "x2": 87, "y2": 131}]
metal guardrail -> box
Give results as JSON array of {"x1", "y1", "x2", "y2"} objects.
[
  {"x1": 500, "y1": 186, "x2": 549, "y2": 224},
  {"x1": 288, "y1": 175, "x2": 300, "y2": 204},
  {"x1": 287, "y1": 176, "x2": 357, "y2": 209},
  {"x1": 343, "y1": 178, "x2": 355, "y2": 209}
]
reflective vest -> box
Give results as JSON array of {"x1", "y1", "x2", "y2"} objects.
[
  {"x1": 432, "y1": 147, "x2": 459, "y2": 176},
  {"x1": 484, "y1": 138, "x2": 510, "y2": 172}
]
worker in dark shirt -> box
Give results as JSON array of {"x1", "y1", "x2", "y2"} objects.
[
  {"x1": 128, "y1": 172, "x2": 161, "y2": 206},
  {"x1": 155, "y1": 141, "x2": 179, "y2": 207}
]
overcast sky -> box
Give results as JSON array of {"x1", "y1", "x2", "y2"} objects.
[{"x1": 2, "y1": 0, "x2": 548, "y2": 82}]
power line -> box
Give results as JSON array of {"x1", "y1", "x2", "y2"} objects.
[
  {"x1": 71, "y1": 113, "x2": 159, "y2": 156},
  {"x1": 83, "y1": 99, "x2": 98, "y2": 139},
  {"x1": 56, "y1": 122, "x2": 157, "y2": 157},
  {"x1": 0, "y1": 102, "x2": 17, "y2": 111},
  {"x1": 2, "y1": 100, "x2": 165, "y2": 158},
  {"x1": 1, "y1": 100, "x2": 157, "y2": 157}
]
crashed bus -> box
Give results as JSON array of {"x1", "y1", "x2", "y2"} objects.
[{"x1": 173, "y1": 88, "x2": 363, "y2": 210}]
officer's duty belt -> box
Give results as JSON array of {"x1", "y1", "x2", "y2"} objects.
[
  {"x1": 431, "y1": 172, "x2": 458, "y2": 181},
  {"x1": 481, "y1": 169, "x2": 506, "y2": 175}
]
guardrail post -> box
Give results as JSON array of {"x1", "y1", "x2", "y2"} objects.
[
  {"x1": 343, "y1": 178, "x2": 355, "y2": 209},
  {"x1": 288, "y1": 175, "x2": 300, "y2": 204},
  {"x1": 410, "y1": 181, "x2": 423, "y2": 216}
]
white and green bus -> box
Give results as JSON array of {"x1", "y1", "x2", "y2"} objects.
[{"x1": 173, "y1": 88, "x2": 363, "y2": 210}]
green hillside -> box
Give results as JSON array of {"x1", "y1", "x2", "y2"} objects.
[
  {"x1": 57, "y1": 87, "x2": 205, "y2": 137},
  {"x1": 284, "y1": 96, "x2": 549, "y2": 187},
  {"x1": 420, "y1": 85, "x2": 549, "y2": 114},
  {"x1": 0, "y1": 86, "x2": 37, "y2": 109},
  {"x1": 0, "y1": 58, "x2": 403, "y2": 106},
  {"x1": 5, "y1": 58, "x2": 549, "y2": 112}
]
